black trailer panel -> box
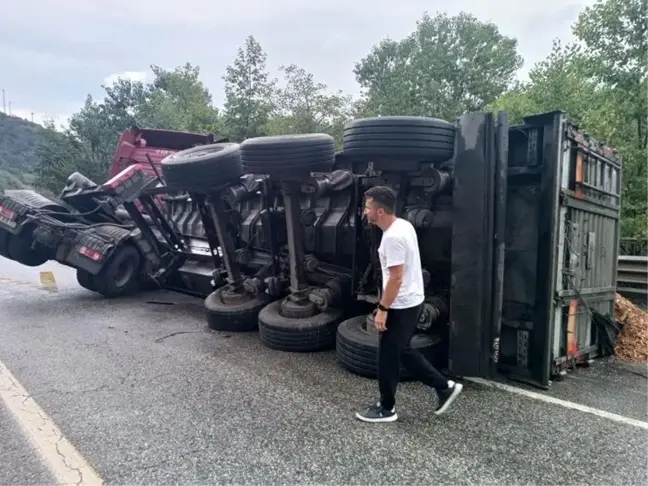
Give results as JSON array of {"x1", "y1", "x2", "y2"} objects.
[{"x1": 448, "y1": 112, "x2": 509, "y2": 379}]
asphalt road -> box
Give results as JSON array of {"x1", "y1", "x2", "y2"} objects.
[{"x1": 0, "y1": 257, "x2": 647, "y2": 485}]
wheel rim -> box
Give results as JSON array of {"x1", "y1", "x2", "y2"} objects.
[
  {"x1": 363, "y1": 313, "x2": 380, "y2": 336},
  {"x1": 220, "y1": 285, "x2": 255, "y2": 305},
  {"x1": 280, "y1": 297, "x2": 318, "y2": 319}
]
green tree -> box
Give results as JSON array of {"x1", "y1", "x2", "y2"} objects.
[
  {"x1": 574, "y1": 0, "x2": 647, "y2": 240},
  {"x1": 136, "y1": 63, "x2": 222, "y2": 134},
  {"x1": 222, "y1": 36, "x2": 276, "y2": 141},
  {"x1": 354, "y1": 11, "x2": 523, "y2": 121},
  {"x1": 35, "y1": 119, "x2": 83, "y2": 192},
  {"x1": 102, "y1": 77, "x2": 147, "y2": 130},
  {"x1": 268, "y1": 64, "x2": 352, "y2": 147},
  {"x1": 491, "y1": 0, "x2": 647, "y2": 239},
  {"x1": 35, "y1": 63, "x2": 224, "y2": 192},
  {"x1": 36, "y1": 96, "x2": 118, "y2": 192},
  {"x1": 488, "y1": 41, "x2": 596, "y2": 124}
]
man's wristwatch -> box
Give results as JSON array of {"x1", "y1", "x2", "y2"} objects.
[{"x1": 377, "y1": 303, "x2": 389, "y2": 312}]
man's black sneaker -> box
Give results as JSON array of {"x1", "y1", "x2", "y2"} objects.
[
  {"x1": 355, "y1": 401, "x2": 398, "y2": 423},
  {"x1": 435, "y1": 380, "x2": 463, "y2": 415}
]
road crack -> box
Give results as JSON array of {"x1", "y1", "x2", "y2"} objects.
[
  {"x1": 55, "y1": 436, "x2": 84, "y2": 485},
  {"x1": 154, "y1": 330, "x2": 205, "y2": 343}
]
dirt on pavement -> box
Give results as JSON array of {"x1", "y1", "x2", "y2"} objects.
[{"x1": 615, "y1": 293, "x2": 648, "y2": 363}]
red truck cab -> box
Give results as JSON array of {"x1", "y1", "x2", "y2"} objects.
[{"x1": 108, "y1": 127, "x2": 216, "y2": 178}]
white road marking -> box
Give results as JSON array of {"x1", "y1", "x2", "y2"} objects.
[
  {"x1": 0, "y1": 359, "x2": 103, "y2": 485},
  {"x1": 466, "y1": 377, "x2": 648, "y2": 430}
]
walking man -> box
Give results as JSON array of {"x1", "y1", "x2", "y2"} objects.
[{"x1": 356, "y1": 185, "x2": 463, "y2": 423}]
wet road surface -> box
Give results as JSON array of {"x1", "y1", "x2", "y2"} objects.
[{"x1": 1, "y1": 257, "x2": 646, "y2": 485}]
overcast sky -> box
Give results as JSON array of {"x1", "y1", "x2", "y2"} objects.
[{"x1": 2, "y1": 0, "x2": 595, "y2": 127}]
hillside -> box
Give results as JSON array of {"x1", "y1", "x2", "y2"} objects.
[{"x1": 0, "y1": 112, "x2": 48, "y2": 191}]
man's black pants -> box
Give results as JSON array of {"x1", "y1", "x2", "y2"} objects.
[{"x1": 378, "y1": 303, "x2": 449, "y2": 410}]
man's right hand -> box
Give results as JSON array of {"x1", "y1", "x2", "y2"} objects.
[{"x1": 374, "y1": 309, "x2": 388, "y2": 332}]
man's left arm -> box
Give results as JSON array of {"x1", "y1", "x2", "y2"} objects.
[{"x1": 379, "y1": 236, "x2": 406, "y2": 309}]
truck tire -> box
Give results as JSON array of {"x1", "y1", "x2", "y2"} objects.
[
  {"x1": 92, "y1": 244, "x2": 142, "y2": 297},
  {"x1": 7, "y1": 225, "x2": 49, "y2": 267},
  {"x1": 0, "y1": 230, "x2": 11, "y2": 258},
  {"x1": 342, "y1": 116, "x2": 456, "y2": 164},
  {"x1": 76, "y1": 269, "x2": 98, "y2": 292},
  {"x1": 161, "y1": 143, "x2": 243, "y2": 193},
  {"x1": 258, "y1": 298, "x2": 344, "y2": 352},
  {"x1": 204, "y1": 285, "x2": 272, "y2": 332},
  {"x1": 336, "y1": 315, "x2": 443, "y2": 380},
  {"x1": 240, "y1": 134, "x2": 335, "y2": 176}
]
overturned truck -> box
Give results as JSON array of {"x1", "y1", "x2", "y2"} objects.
[{"x1": 0, "y1": 110, "x2": 622, "y2": 388}]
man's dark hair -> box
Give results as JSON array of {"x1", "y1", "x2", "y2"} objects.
[{"x1": 365, "y1": 185, "x2": 397, "y2": 214}]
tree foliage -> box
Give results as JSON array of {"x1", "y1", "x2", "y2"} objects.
[
  {"x1": 489, "y1": 41, "x2": 594, "y2": 125},
  {"x1": 490, "y1": 0, "x2": 646, "y2": 238},
  {"x1": 574, "y1": 0, "x2": 647, "y2": 239},
  {"x1": 266, "y1": 64, "x2": 352, "y2": 147},
  {"x1": 31, "y1": 36, "x2": 354, "y2": 191},
  {"x1": 222, "y1": 36, "x2": 276, "y2": 142},
  {"x1": 36, "y1": 96, "x2": 119, "y2": 191},
  {"x1": 35, "y1": 63, "x2": 224, "y2": 192},
  {"x1": 354, "y1": 12, "x2": 523, "y2": 120},
  {"x1": 137, "y1": 64, "x2": 223, "y2": 133}
]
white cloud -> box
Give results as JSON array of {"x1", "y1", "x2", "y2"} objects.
[
  {"x1": 2, "y1": 0, "x2": 599, "y2": 119},
  {"x1": 0, "y1": 45, "x2": 112, "y2": 72},
  {"x1": 5, "y1": 0, "x2": 312, "y2": 29},
  {"x1": 4, "y1": 0, "x2": 591, "y2": 28},
  {"x1": 103, "y1": 71, "x2": 150, "y2": 86}
]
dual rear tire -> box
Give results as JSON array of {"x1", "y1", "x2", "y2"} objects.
[
  {"x1": 76, "y1": 244, "x2": 142, "y2": 298},
  {"x1": 161, "y1": 133, "x2": 339, "y2": 190},
  {"x1": 0, "y1": 225, "x2": 49, "y2": 267}
]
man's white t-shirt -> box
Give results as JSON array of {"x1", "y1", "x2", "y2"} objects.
[{"x1": 377, "y1": 217, "x2": 425, "y2": 309}]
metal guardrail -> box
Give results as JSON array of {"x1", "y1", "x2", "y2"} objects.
[
  {"x1": 620, "y1": 238, "x2": 648, "y2": 257},
  {"x1": 617, "y1": 255, "x2": 648, "y2": 298}
]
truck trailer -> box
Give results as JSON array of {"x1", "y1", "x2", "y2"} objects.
[{"x1": 0, "y1": 110, "x2": 623, "y2": 389}]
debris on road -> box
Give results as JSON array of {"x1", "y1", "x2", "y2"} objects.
[
  {"x1": 154, "y1": 330, "x2": 207, "y2": 343},
  {"x1": 146, "y1": 300, "x2": 176, "y2": 306},
  {"x1": 615, "y1": 293, "x2": 648, "y2": 363},
  {"x1": 38, "y1": 271, "x2": 58, "y2": 292}
]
